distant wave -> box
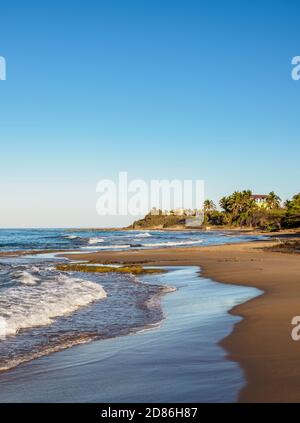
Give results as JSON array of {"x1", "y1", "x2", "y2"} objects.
[
  {"x1": 135, "y1": 232, "x2": 152, "y2": 238},
  {"x1": 80, "y1": 239, "x2": 203, "y2": 250},
  {"x1": 0, "y1": 271, "x2": 107, "y2": 337},
  {"x1": 88, "y1": 237, "x2": 105, "y2": 245},
  {"x1": 141, "y1": 240, "x2": 203, "y2": 247},
  {"x1": 63, "y1": 235, "x2": 80, "y2": 240},
  {"x1": 82, "y1": 244, "x2": 131, "y2": 250}
]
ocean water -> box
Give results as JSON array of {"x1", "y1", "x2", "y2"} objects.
[
  {"x1": 0, "y1": 228, "x2": 265, "y2": 252},
  {"x1": 0, "y1": 267, "x2": 261, "y2": 402},
  {"x1": 0, "y1": 255, "x2": 172, "y2": 371},
  {"x1": 0, "y1": 229, "x2": 264, "y2": 396}
]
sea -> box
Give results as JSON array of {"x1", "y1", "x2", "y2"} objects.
[{"x1": 0, "y1": 229, "x2": 264, "y2": 401}]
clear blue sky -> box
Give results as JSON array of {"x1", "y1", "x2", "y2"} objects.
[{"x1": 0, "y1": 0, "x2": 299, "y2": 227}]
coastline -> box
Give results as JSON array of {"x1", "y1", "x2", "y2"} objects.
[
  {"x1": 0, "y1": 227, "x2": 298, "y2": 258},
  {"x1": 61, "y1": 240, "x2": 300, "y2": 402},
  {"x1": 0, "y1": 267, "x2": 259, "y2": 402}
]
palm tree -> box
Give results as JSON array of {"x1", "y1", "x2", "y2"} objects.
[
  {"x1": 239, "y1": 197, "x2": 257, "y2": 227},
  {"x1": 266, "y1": 191, "x2": 281, "y2": 209},
  {"x1": 203, "y1": 199, "x2": 216, "y2": 213},
  {"x1": 219, "y1": 196, "x2": 230, "y2": 213},
  {"x1": 284, "y1": 199, "x2": 291, "y2": 209},
  {"x1": 283, "y1": 193, "x2": 300, "y2": 228},
  {"x1": 220, "y1": 190, "x2": 256, "y2": 226},
  {"x1": 286, "y1": 193, "x2": 300, "y2": 212}
]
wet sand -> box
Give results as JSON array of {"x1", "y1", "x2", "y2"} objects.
[{"x1": 63, "y1": 240, "x2": 300, "y2": 402}]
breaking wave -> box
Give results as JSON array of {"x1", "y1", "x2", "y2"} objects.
[
  {"x1": 13, "y1": 270, "x2": 39, "y2": 285},
  {"x1": 135, "y1": 232, "x2": 152, "y2": 238},
  {"x1": 0, "y1": 271, "x2": 107, "y2": 337},
  {"x1": 88, "y1": 237, "x2": 105, "y2": 245}
]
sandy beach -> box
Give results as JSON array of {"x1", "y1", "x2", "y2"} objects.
[{"x1": 62, "y1": 239, "x2": 300, "y2": 402}]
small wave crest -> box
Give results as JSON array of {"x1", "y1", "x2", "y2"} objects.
[
  {"x1": 0, "y1": 333, "x2": 98, "y2": 372},
  {"x1": 63, "y1": 235, "x2": 80, "y2": 240},
  {"x1": 0, "y1": 272, "x2": 107, "y2": 337},
  {"x1": 141, "y1": 240, "x2": 203, "y2": 247},
  {"x1": 145, "y1": 285, "x2": 176, "y2": 310},
  {"x1": 88, "y1": 237, "x2": 105, "y2": 245},
  {"x1": 13, "y1": 270, "x2": 39, "y2": 285},
  {"x1": 82, "y1": 244, "x2": 131, "y2": 250}
]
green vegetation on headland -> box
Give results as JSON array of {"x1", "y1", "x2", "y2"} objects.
[
  {"x1": 56, "y1": 263, "x2": 165, "y2": 274},
  {"x1": 129, "y1": 191, "x2": 300, "y2": 232},
  {"x1": 128, "y1": 213, "x2": 186, "y2": 230},
  {"x1": 209, "y1": 191, "x2": 300, "y2": 231}
]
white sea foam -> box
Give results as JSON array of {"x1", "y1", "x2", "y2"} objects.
[
  {"x1": 142, "y1": 240, "x2": 203, "y2": 247},
  {"x1": 82, "y1": 244, "x2": 131, "y2": 250},
  {"x1": 135, "y1": 232, "x2": 152, "y2": 238},
  {"x1": 145, "y1": 285, "x2": 176, "y2": 310},
  {"x1": 88, "y1": 237, "x2": 105, "y2": 245},
  {"x1": 64, "y1": 235, "x2": 79, "y2": 239},
  {"x1": 0, "y1": 273, "x2": 107, "y2": 337},
  {"x1": 13, "y1": 270, "x2": 38, "y2": 285},
  {"x1": 0, "y1": 334, "x2": 97, "y2": 372}
]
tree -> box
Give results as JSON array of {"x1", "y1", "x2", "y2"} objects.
[
  {"x1": 283, "y1": 193, "x2": 300, "y2": 228},
  {"x1": 207, "y1": 210, "x2": 227, "y2": 226},
  {"x1": 287, "y1": 193, "x2": 300, "y2": 213},
  {"x1": 203, "y1": 199, "x2": 220, "y2": 226},
  {"x1": 203, "y1": 199, "x2": 216, "y2": 213},
  {"x1": 219, "y1": 190, "x2": 257, "y2": 226},
  {"x1": 266, "y1": 191, "x2": 281, "y2": 209}
]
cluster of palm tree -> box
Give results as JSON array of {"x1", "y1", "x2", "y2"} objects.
[
  {"x1": 219, "y1": 190, "x2": 257, "y2": 226},
  {"x1": 202, "y1": 190, "x2": 290, "y2": 230},
  {"x1": 283, "y1": 193, "x2": 300, "y2": 228},
  {"x1": 266, "y1": 191, "x2": 282, "y2": 209}
]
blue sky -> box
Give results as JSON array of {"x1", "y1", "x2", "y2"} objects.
[{"x1": 0, "y1": 0, "x2": 299, "y2": 227}]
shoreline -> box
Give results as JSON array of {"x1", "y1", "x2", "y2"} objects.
[
  {"x1": 1, "y1": 235, "x2": 300, "y2": 401},
  {"x1": 0, "y1": 267, "x2": 258, "y2": 402},
  {"x1": 61, "y1": 240, "x2": 300, "y2": 402},
  {"x1": 0, "y1": 227, "x2": 298, "y2": 258},
  {"x1": 0, "y1": 275, "x2": 173, "y2": 374}
]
